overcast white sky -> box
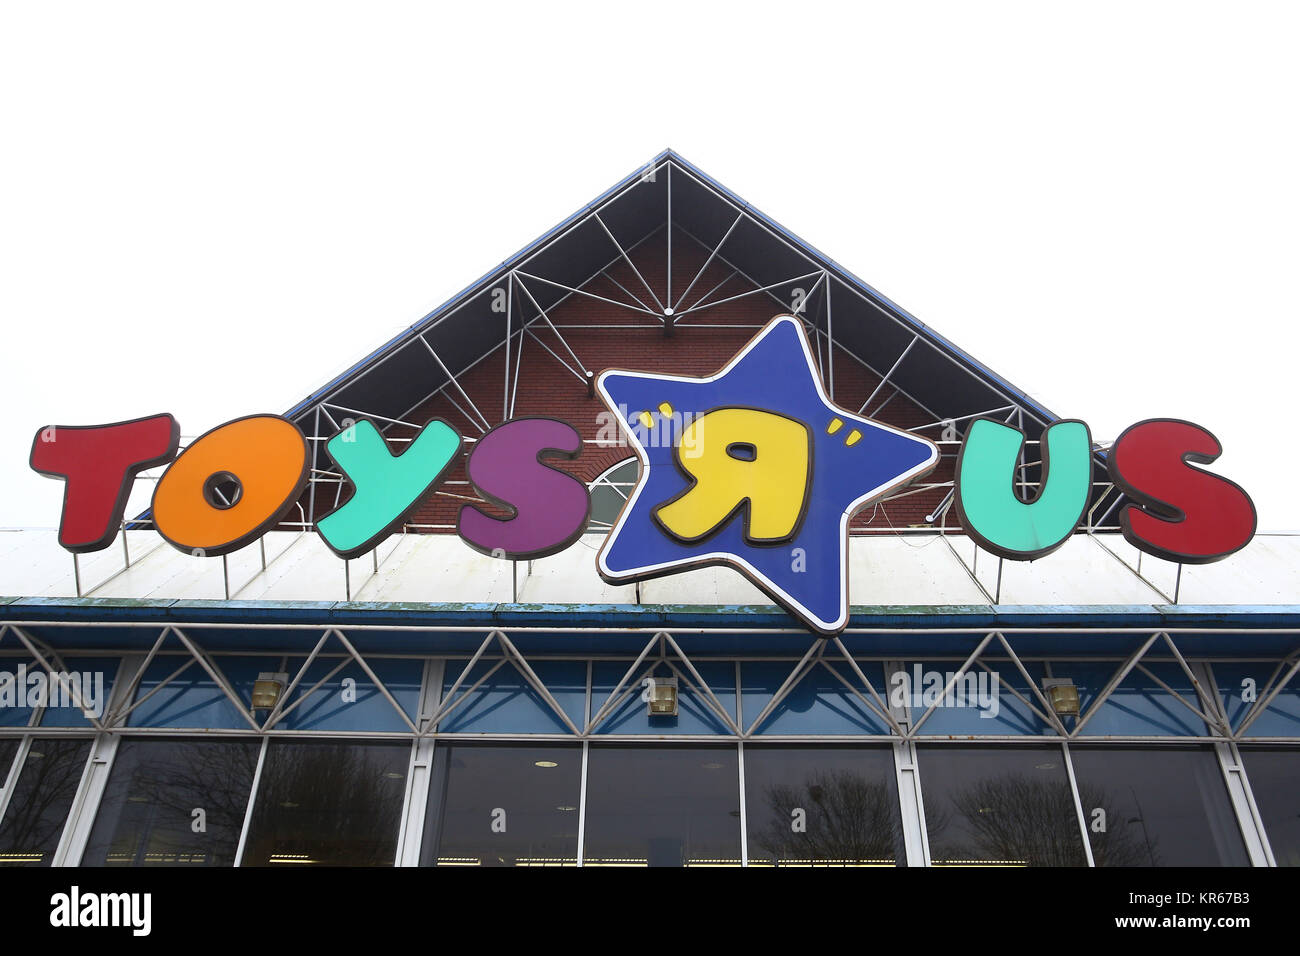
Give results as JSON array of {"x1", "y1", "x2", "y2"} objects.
[{"x1": 2, "y1": 2, "x2": 1296, "y2": 532}]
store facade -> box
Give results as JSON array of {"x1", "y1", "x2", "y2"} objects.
[{"x1": 2, "y1": 151, "x2": 1297, "y2": 867}]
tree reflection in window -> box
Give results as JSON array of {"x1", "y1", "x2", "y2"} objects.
[
  {"x1": 0, "y1": 739, "x2": 17, "y2": 788},
  {"x1": 920, "y1": 746, "x2": 1095, "y2": 866},
  {"x1": 1239, "y1": 747, "x2": 1300, "y2": 866},
  {"x1": 745, "y1": 747, "x2": 902, "y2": 865},
  {"x1": 241, "y1": 740, "x2": 410, "y2": 867},
  {"x1": 83, "y1": 739, "x2": 260, "y2": 866},
  {"x1": 0, "y1": 738, "x2": 91, "y2": 866},
  {"x1": 1069, "y1": 746, "x2": 1249, "y2": 867}
]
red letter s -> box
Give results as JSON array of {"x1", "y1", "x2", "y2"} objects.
[{"x1": 1107, "y1": 419, "x2": 1256, "y2": 564}]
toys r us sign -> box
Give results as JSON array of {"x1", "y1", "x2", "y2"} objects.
[{"x1": 31, "y1": 317, "x2": 1255, "y2": 634}]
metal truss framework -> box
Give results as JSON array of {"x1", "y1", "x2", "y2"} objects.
[{"x1": 0, "y1": 619, "x2": 1295, "y2": 867}]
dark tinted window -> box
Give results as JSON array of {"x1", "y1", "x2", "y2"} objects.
[
  {"x1": 0, "y1": 740, "x2": 18, "y2": 786},
  {"x1": 1239, "y1": 747, "x2": 1300, "y2": 866},
  {"x1": 745, "y1": 745, "x2": 903, "y2": 866},
  {"x1": 421, "y1": 743, "x2": 581, "y2": 866},
  {"x1": 583, "y1": 745, "x2": 740, "y2": 867},
  {"x1": 0, "y1": 738, "x2": 91, "y2": 866},
  {"x1": 82, "y1": 739, "x2": 260, "y2": 866},
  {"x1": 919, "y1": 745, "x2": 1086, "y2": 866},
  {"x1": 1069, "y1": 746, "x2": 1248, "y2": 866},
  {"x1": 241, "y1": 740, "x2": 410, "y2": 866}
]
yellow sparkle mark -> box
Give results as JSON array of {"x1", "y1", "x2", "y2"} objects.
[
  {"x1": 826, "y1": 417, "x2": 843, "y2": 435},
  {"x1": 658, "y1": 402, "x2": 674, "y2": 416},
  {"x1": 637, "y1": 411, "x2": 654, "y2": 429},
  {"x1": 845, "y1": 429, "x2": 862, "y2": 446}
]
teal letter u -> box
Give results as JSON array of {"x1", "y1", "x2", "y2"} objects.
[{"x1": 955, "y1": 418, "x2": 1093, "y2": 560}]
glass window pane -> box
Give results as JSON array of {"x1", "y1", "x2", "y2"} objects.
[
  {"x1": 127, "y1": 656, "x2": 264, "y2": 729},
  {"x1": 82, "y1": 739, "x2": 261, "y2": 866},
  {"x1": 35, "y1": 657, "x2": 119, "y2": 728},
  {"x1": 276, "y1": 658, "x2": 421, "y2": 733},
  {"x1": 0, "y1": 740, "x2": 18, "y2": 786},
  {"x1": 440, "y1": 660, "x2": 586, "y2": 734},
  {"x1": 420, "y1": 743, "x2": 581, "y2": 867},
  {"x1": 741, "y1": 661, "x2": 891, "y2": 735},
  {"x1": 744, "y1": 746, "x2": 902, "y2": 866},
  {"x1": 1069, "y1": 746, "x2": 1249, "y2": 866},
  {"x1": 1052, "y1": 662, "x2": 1209, "y2": 737},
  {"x1": 903, "y1": 660, "x2": 1053, "y2": 736},
  {"x1": 0, "y1": 738, "x2": 92, "y2": 866},
  {"x1": 583, "y1": 745, "x2": 740, "y2": 867},
  {"x1": 240, "y1": 740, "x2": 410, "y2": 866},
  {"x1": 1214, "y1": 663, "x2": 1300, "y2": 737},
  {"x1": 918, "y1": 745, "x2": 1087, "y2": 866},
  {"x1": 0, "y1": 661, "x2": 38, "y2": 726},
  {"x1": 593, "y1": 661, "x2": 736, "y2": 735},
  {"x1": 1239, "y1": 747, "x2": 1300, "y2": 866}
]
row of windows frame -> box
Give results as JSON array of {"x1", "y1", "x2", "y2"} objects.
[
  {"x1": 0, "y1": 622, "x2": 1296, "y2": 866},
  {"x1": 0, "y1": 729, "x2": 1290, "y2": 866},
  {"x1": 2, "y1": 625, "x2": 1299, "y2": 741}
]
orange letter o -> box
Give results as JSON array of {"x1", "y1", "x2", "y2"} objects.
[{"x1": 153, "y1": 415, "x2": 309, "y2": 556}]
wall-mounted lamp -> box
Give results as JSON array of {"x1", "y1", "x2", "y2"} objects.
[
  {"x1": 1042, "y1": 677, "x2": 1080, "y2": 718},
  {"x1": 251, "y1": 672, "x2": 289, "y2": 711},
  {"x1": 645, "y1": 676, "x2": 678, "y2": 717}
]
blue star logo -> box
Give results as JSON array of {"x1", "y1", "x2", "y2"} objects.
[{"x1": 595, "y1": 315, "x2": 940, "y2": 634}]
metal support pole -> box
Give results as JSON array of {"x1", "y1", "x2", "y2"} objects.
[
  {"x1": 884, "y1": 661, "x2": 931, "y2": 867},
  {"x1": 825, "y1": 275, "x2": 834, "y2": 399},
  {"x1": 673, "y1": 213, "x2": 742, "y2": 312},
  {"x1": 396, "y1": 658, "x2": 443, "y2": 866},
  {"x1": 514, "y1": 275, "x2": 592, "y2": 379},
  {"x1": 233, "y1": 738, "x2": 269, "y2": 867},
  {"x1": 1061, "y1": 742, "x2": 1096, "y2": 866},
  {"x1": 307, "y1": 406, "x2": 320, "y2": 531},
  {"x1": 860, "y1": 335, "x2": 919, "y2": 415},
  {"x1": 418, "y1": 336, "x2": 491, "y2": 433},
  {"x1": 503, "y1": 274, "x2": 513, "y2": 423},
  {"x1": 593, "y1": 213, "x2": 664, "y2": 314},
  {"x1": 515, "y1": 270, "x2": 658, "y2": 317},
  {"x1": 51, "y1": 656, "x2": 144, "y2": 866},
  {"x1": 678, "y1": 269, "x2": 823, "y2": 318},
  {"x1": 666, "y1": 163, "x2": 672, "y2": 308}
]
